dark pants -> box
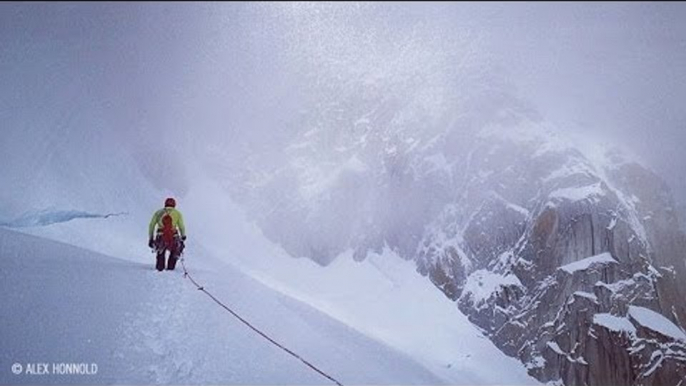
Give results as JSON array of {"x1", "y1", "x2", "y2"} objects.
[{"x1": 154, "y1": 234, "x2": 184, "y2": 271}]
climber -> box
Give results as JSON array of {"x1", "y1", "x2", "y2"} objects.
[{"x1": 148, "y1": 197, "x2": 186, "y2": 271}]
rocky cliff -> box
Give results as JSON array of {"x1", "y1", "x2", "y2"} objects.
[
  {"x1": 417, "y1": 125, "x2": 686, "y2": 385},
  {"x1": 213, "y1": 64, "x2": 686, "y2": 383}
]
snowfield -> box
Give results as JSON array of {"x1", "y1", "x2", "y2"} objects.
[
  {"x1": 0, "y1": 227, "x2": 443, "y2": 385},
  {"x1": 0, "y1": 197, "x2": 539, "y2": 386}
]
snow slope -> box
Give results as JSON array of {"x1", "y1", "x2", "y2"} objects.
[
  {"x1": 0, "y1": 227, "x2": 445, "y2": 385},
  {"x1": 176, "y1": 174, "x2": 538, "y2": 385},
  {"x1": 238, "y1": 249, "x2": 537, "y2": 385},
  {"x1": 1, "y1": 172, "x2": 539, "y2": 385}
]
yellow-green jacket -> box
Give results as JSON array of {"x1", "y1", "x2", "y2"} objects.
[{"x1": 148, "y1": 207, "x2": 186, "y2": 239}]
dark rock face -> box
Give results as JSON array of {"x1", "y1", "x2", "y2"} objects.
[
  {"x1": 463, "y1": 195, "x2": 528, "y2": 268},
  {"x1": 417, "y1": 130, "x2": 686, "y2": 385}
]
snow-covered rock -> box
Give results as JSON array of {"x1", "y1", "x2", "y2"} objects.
[
  {"x1": 411, "y1": 126, "x2": 686, "y2": 385},
  {"x1": 222, "y1": 96, "x2": 686, "y2": 385}
]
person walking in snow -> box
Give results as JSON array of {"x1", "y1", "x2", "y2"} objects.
[{"x1": 148, "y1": 198, "x2": 187, "y2": 271}]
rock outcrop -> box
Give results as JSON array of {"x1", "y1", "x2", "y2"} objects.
[{"x1": 418, "y1": 126, "x2": 686, "y2": 385}]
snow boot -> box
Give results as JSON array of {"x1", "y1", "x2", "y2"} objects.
[
  {"x1": 167, "y1": 256, "x2": 177, "y2": 271},
  {"x1": 156, "y1": 255, "x2": 166, "y2": 271}
]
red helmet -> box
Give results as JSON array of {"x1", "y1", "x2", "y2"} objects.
[{"x1": 164, "y1": 197, "x2": 176, "y2": 208}]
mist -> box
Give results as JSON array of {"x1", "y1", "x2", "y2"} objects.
[{"x1": 2, "y1": 2, "x2": 686, "y2": 260}]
